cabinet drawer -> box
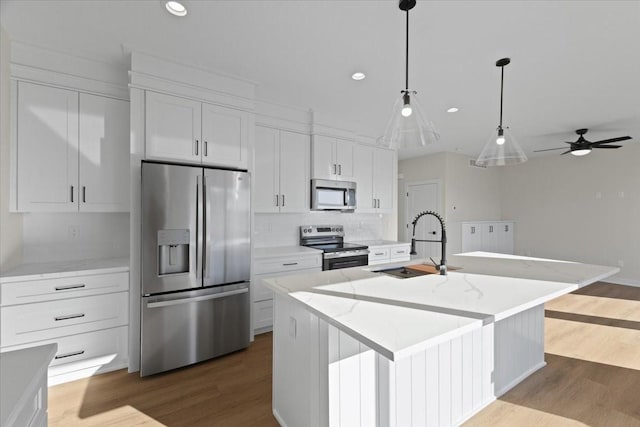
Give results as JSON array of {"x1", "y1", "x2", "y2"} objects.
[
  {"x1": 390, "y1": 245, "x2": 411, "y2": 259},
  {"x1": 368, "y1": 247, "x2": 390, "y2": 263},
  {"x1": 1, "y1": 292, "x2": 128, "y2": 347},
  {"x1": 1, "y1": 272, "x2": 129, "y2": 306},
  {"x1": 253, "y1": 300, "x2": 273, "y2": 332},
  {"x1": 254, "y1": 255, "x2": 321, "y2": 275}
]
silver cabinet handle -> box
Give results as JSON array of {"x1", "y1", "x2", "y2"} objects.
[
  {"x1": 70, "y1": 185, "x2": 74, "y2": 203},
  {"x1": 489, "y1": 225, "x2": 494, "y2": 232},
  {"x1": 373, "y1": 198, "x2": 376, "y2": 208},
  {"x1": 505, "y1": 225, "x2": 509, "y2": 232},
  {"x1": 338, "y1": 164, "x2": 342, "y2": 175},
  {"x1": 55, "y1": 313, "x2": 85, "y2": 321},
  {"x1": 55, "y1": 284, "x2": 86, "y2": 291},
  {"x1": 195, "y1": 140, "x2": 199, "y2": 156},
  {"x1": 147, "y1": 288, "x2": 248, "y2": 308},
  {"x1": 82, "y1": 186, "x2": 86, "y2": 203},
  {"x1": 471, "y1": 226, "x2": 476, "y2": 234},
  {"x1": 281, "y1": 194, "x2": 285, "y2": 207},
  {"x1": 375, "y1": 252, "x2": 385, "y2": 256},
  {"x1": 332, "y1": 164, "x2": 337, "y2": 175},
  {"x1": 282, "y1": 262, "x2": 298, "y2": 266},
  {"x1": 55, "y1": 350, "x2": 84, "y2": 360},
  {"x1": 275, "y1": 194, "x2": 279, "y2": 207},
  {"x1": 204, "y1": 140, "x2": 208, "y2": 157}
]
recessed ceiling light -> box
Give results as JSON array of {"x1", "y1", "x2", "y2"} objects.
[
  {"x1": 166, "y1": 1, "x2": 187, "y2": 17},
  {"x1": 447, "y1": 107, "x2": 459, "y2": 113},
  {"x1": 351, "y1": 72, "x2": 366, "y2": 81}
]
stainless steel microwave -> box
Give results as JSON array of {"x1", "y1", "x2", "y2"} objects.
[{"x1": 311, "y1": 179, "x2": 357, "y2": 211}]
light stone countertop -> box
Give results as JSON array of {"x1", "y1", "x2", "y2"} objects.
[
  {"x1": 347, "y1": 240, "x2": 410, "y2": 247},
  {"x1": 253, "y1": 246, "x2": 323, "y2": 259},
  {"x1": 290, "y1": 291, "x2": 482, "y2": 361},
  {"x1": 0, "y1": 257, "x2": 129, "y2": 284},
  {"x1": 0, "y1": 343, "x2": 57, "y2": 426},
  {"x1": 265, "y1": 251, "x2": 619, "y2": 359}
]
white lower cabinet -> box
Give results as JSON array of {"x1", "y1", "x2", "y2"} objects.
[
  {"x1": 252, "y1": 251, "x2": 322, "y2": 334},
  {"x1": 0, "y1": 271, "x2": 129, "y2": 385},
  {"x1": 366, "y1": 242, "x2": 411, "y2": 266},
  {"x1": 462, "y1": 221, "x2": 515, "y2": 254}
]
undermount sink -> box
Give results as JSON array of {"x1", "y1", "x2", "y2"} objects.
[{"x1": 375, "y1": 266, "x2": 435, "y2": 279}]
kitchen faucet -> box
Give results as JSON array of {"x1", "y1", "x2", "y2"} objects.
[{"x1": 409, "y1": 210, "x2": 447, "y2": 275}]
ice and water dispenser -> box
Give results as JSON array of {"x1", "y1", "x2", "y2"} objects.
[{"x1": 157, "y1": 229, "x2": 190, "y2": 275}]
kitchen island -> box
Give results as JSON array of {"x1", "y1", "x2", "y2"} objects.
[{"x1": 265, "y1": 252, "x2": 618, "y2": 427}]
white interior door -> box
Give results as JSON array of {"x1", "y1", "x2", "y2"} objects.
[{"x1": 406, "y1": 181, "x2": 440, "y2": 261}]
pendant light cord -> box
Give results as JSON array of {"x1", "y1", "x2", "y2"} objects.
[
  {"x1": 405, "y1": 9, "x2": 409, "y2": 91},
  {"x1": 499, "y1": 65, "x2": 504, "y2": 128}
]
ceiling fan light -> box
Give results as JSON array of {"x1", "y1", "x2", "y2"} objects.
[{"x1": 571, "y1": 148, "x2": 591, "y2": 156}]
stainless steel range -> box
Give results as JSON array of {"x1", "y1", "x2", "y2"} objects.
[{"x1": 300, "y1": 225, "x2": 369, "y2": 270}]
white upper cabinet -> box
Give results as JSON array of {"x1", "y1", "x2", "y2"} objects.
[
  {"x1": 146, "y1": 91, "x2": 248, "y2": 169},
  {"x1": 79, "y1": 94, "x2": 130, "y2": 212},
  {"x1": 254, "y1": 126, "x2": 309, "y2": 213},
  {"x1": 145, "y1": 91, "x2": 201, "y2": 163},
  {"x1": 373, "y1": 148, "x2": 394, "y2": 212},
  {"x1": 353, "y1": 144, "x2": 395, "y2": 213},
  {"x1": 14, "y1": 81, "x2": 129, "y2": 212},
  {"x1": 311, "y1": 135, "x2": 354, "y2": 181},
  {"x1": 16, "y1": 82, "x2": 79, "y2": 212}
]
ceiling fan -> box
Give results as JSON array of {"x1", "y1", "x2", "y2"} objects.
[{"x1": 534, "y1": 128, "x2": 632, "y2": 156}]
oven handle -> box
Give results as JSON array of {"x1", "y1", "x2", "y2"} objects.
[{"x1": 327, "y1": 259, "x2": 368, "y2": 270}]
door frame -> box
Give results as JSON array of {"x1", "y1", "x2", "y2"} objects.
[{"x1": 404, "y1": 179, "x2": 442, "y2": 242}]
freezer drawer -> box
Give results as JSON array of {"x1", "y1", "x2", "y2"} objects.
[{"x1": 140, "y1": 283, "x2": 250, "y2": 377}]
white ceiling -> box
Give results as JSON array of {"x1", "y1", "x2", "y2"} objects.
[{"x1": 2, "y1": 0, "x2": 639, "y2": 160}]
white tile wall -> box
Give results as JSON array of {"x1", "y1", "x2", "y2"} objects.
[
  {"x1": 22, "y1": 213, "x2": 129, "y2": 263},
  {"x1": 254, "y1": 212, "x2": 394, "y2": 248}
]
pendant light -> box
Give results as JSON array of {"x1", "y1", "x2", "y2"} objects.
[
  {"x1": 475, "y1": 58, "x2": 527, "y2": 167},
  {"x1": 379, "y1": 0, "x2": 440, "y2": 150}
]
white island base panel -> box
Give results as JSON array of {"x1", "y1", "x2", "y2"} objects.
[{"x1": 273, "y1": 293, "x2": 547, "y2": 427}]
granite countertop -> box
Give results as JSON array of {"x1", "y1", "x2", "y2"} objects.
[
  {"x1": 0, "y1": 257, "x2": 129, "y2": 284},
  {"x1": 253, "y1": 246, "x2": 323, "y2": 259}
]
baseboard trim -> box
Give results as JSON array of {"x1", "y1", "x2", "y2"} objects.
[
  {"x1": 495, "y1": 361, "x2": 547, "y2": 397},
  {"x1": 272, "y1": 408, "x2": 288, "y2": 427}
]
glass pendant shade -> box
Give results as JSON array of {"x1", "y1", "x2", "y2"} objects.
[
  {"x1": 379, "y1": 91, "x2": 440, "y2": 150},
  {"x1": 475, "y1": 127, "x2": 527, "y2": 167}
]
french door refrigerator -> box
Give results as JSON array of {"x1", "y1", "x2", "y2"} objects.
[{"x1": 141, "y1": 161, "x2": 250, "y2": 377}]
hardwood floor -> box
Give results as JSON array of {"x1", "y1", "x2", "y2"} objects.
[
  {"x1": 49, "y1": 332, "x2": 279, "y2": 426},
  {"x1": 49, "y1": 282, "x2": 640, "y2": 426}
]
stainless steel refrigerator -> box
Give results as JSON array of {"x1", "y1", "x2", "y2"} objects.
[{"x1": 140, "y1": 162, "x2": 250, "y2": 377}]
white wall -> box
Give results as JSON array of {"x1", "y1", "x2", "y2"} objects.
[
  {"x1": 0, "y1": 26, "x2": 23, "y2": 271},
  {"x1": 501, "y1": 145, "x2": 640, "y2": 284},
  {"x1": 21, "y1": 213, "x2": 129, "y2": 263}
]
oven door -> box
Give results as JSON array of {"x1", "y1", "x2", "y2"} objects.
[{"x1": 323, "y1": 254, "x2": 368, "y2": 270}]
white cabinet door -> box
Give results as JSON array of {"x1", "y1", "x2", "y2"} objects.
[
  {"x1": 353, "y1": 144, "x2": 375, "y2": 212},
  {"x1": 78, "y1": 94, "x2": 129, "y2": 212},
  {"x1": 311, "y1": 134, "x2": 336, "y2": 180},
  {"x1": 201, "y1": 103, "x2": 248, "y2": 169},
  {"x1": 462, "y1": 223, "x2": 483, "y2": 252},
  {"x1": 145, "y1": 91, "x2": 201, "y2": 163},
  {"x1": 279, "y1": 130, "x2": 310, "y2": 213},
  {"x1": 373, "y1": 148, "x2": 395, "y2": 212},
  {"x1": 335, "y1": 139, "x2": 354, "y2": 179},
  {"x1": 481, "y1": 223, "x2": 500, "y2": 252},
  {"x1": 498, "y1": 222, "x2": 514, "y2": 254},
  {"x1": 17, "y1": 81, "x2": 79, "y2": 212},
  {"x1": 254, "y1": 126, "x2": 279, "y2": 213}
]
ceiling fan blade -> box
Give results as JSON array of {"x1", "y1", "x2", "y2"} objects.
[
  {"x1": 592, "y1": 144, "x2": 622, "y2": 149},
  {"x1": 560, "y1": 150, "x2": 573, "y2": 155},
  {"x1": 533, "y1": 147, "x2": 567, "y2": 152},
  {"x1": 591, "y1": 136, "x2": 631, "y2": 144}
]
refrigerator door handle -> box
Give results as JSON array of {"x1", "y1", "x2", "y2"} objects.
[
  {"x1": 196, "y1": 177, "x2": 202, "y2": 280},
  {"x1": 203, "y1": 176, "x2": 210, "y2": 280},
  {"x1": 146, "y1": 288, "x2": 248, "y2": 309}
]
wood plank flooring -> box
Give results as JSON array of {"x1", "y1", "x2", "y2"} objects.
[{"x1": 49, "y1": 282, "x2": 640, "y2": 427}]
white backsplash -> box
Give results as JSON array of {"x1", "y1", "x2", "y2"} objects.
[
  {"x1": 254, "y1": 212, "x2": 395, "y2": 248},
  {"x1": 22, "y1": 213, "x2": 130, "y2": 263}
]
